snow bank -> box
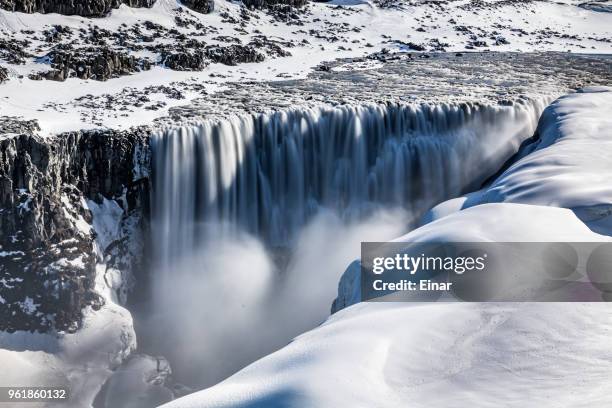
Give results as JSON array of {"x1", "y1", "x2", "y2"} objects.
[
  {"x1": 0, "y1": 199, "x2": 137, "y2": 408},
  {"x1": 470, "y1": 87, "x2": 612, "y2": 210},
  {"x1": 161, "y1": 302, "x2": 612, "y2": 408},
  {"x1": 161, "y1": 88, "x2": 612, "y2": 408}
]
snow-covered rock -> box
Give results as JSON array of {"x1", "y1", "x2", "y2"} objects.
[{"x1": 1, "y1": 0, "x2": 611, "y2": 133}]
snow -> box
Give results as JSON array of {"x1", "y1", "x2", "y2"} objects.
[
  {"x1": 86, "y1": 198, "x2": 124, "y2": 253},
  {"x1": 0, "y1": 196, "x2": 136, "y2": 408},
  {"x1": 0, "y1": 292, "x2": 136, "y2": 407},
  {"x1": 1, "y1": 0, "x2": 611, "y2": 134},
  {"x1": 162, "y1": 302, "x2": 612, "y2": 408},
  {"x1": 468, "y1": 87, "x2": 612, "y2": 210},
  {"x1": 160, "y1": 89, "x2": 612, "y2": 408}
]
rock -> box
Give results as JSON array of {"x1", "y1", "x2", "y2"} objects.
[
  {"x1": 0, "y1": 128, "x2": 151, "y2": 333},
  {"x1": 180, "y1": 0, "x2": 214, "y2": 13},
  {"x1": 161, "y1": 50, "x2": 208, "y2": 71},
  {"x1": 0, "y1": 66, "x2": 8, "y2": 83},
  {"x1": 40, "y1": 47, "x2": 151, "y2": 81},
  {"x1": 242, "y1": 0, "x2": 307, "y2": 9},
  {"x1": 0, "y1": 38, "x2": 30, "y2": 65},
  {"x1": 204, "y1": 44, "x2": 264, "y2": 66},
  {"x1": 0, "y1": 0, "x2": 156, "y2": 16},
  {"x1": 395, "y1": 40, "x2": 426, "y2": 51}
]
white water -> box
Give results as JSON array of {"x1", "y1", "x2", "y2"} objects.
[
  {"x1": 151, "y1": 98, "x2": 548, "y2": 263},
  {"x1": 145, "y1": 98, "x2": 549, "y2": 388}
]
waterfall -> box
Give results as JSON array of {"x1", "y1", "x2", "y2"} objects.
[{"x1": 151, "y1": 98, "x2": 549, "y2": 266}]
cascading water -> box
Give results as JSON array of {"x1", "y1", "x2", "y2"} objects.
[
  {"x1": 140, "y1": 97, "x2": 551, "y2": 388},
  {"x1": 151, "y1": 98, "x2": 548, "y2": 263}
]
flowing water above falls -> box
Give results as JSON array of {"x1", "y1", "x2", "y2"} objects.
[{"x1": 151, "y1": 98, "x2": 549, "y2": 262}]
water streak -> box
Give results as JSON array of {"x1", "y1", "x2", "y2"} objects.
[{"x1": 151, "y1": 99, "x2": 549, "y2": 265}]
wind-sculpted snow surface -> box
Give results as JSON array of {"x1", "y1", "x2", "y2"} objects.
[
  {"x1": 162, "y1": 301, "x2": 612, "y2": 408},
  {"x1": 161, "y1": 88, "x2": 612, "y2": 408}
]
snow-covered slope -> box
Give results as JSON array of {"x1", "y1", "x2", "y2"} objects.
[
  {"x1": 0, "y1": 268, "x2": 136, "y2": 408},
  {"x1": 160, "y1": 89, "x2": 612, "y2": 408},
  {"x1": 162, "y1": 301, "x2": 612, "y2": 408},
  {"x1": 0, "y1": 194, "x2": 139, "y2": 408},
  {"x1": 1, "y1": 0, "x2": 612, "y2": 133},
  {"x1": 421, "y1": 86, "x2": 612, "y2": 229}
]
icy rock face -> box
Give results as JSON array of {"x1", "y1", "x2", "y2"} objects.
[
  {"x1": 0, "y1": 66, "x2": 7, "y2": 83},
  {"x1": 152, "y1": 98, "x2": 546, "y2": 265},
  {"x1": 162, "y1": 50, "x2": 208, "y2": 72},
  {"x1": 204, "y1": 44, "x2": 265, "y2": 66},
  {"x1": 180, "y1": 0, "x2": 214, "y2": 14},
  {"x1": 579, "y1": 1, "x2": 612, "y2": 13},
  {"x1": 0, "y1": 0, "x2": 156, "y2": 17},
  {"x1": 0, "y1": 128, "x2": 150, "y2": 333}
]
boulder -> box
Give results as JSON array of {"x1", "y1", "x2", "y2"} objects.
[
  {"x1": 40, "y1": 47, "x2": 151, "y2": 81},
  {"x1": 204, "y1": 44, "x2": 264, "y2": 66},
  {"x1": 180, "y1": 0, "x2": 214, "y2": 13},
  {"x1": 162, "y1": 50, "x2": 208, "y2": 71}
]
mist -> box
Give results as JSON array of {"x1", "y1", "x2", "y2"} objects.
[{"x1": 139, "y1": 208, "x2": 409, "y2": 388}]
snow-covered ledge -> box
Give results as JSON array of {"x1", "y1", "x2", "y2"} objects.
[{"x1": 333, "y1": 86, "x2": 612, "y2": 312}]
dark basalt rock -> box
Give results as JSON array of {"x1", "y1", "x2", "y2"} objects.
[
  {"x1": 204, "y1": 44, "x2": 264, "y2": 66},
  {"x1": 0, "y1": 38, "x2": 31, "y2": 65},
  {"x1": 0, "y1": 128, "x2": 151, "y2": 333},
  {"x1": 180, "y1": 0, "x2": 214, "y2": 13},
  {"x1": 242, "y1": 0, "x2": 307, "y2": 9},
  {"x1": 0, "y1": 66, "x2": 8, "y2": 82},
  {"x1": 0, "y1": 0, "x2": 156, "y2": 17},
  {"x1": 40, "y1": 47, "x2": 151, "y2": 81},
  {"x1": 162, "y1": 50, "x2": 208, "y2": 71}
]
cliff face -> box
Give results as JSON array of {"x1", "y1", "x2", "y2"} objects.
[
  {"x1": 0, "y1": 126, "x2": 150, "y2": 333},
  {"x1": 0, "y1": 0, "x2": 156, "y2": 16}
]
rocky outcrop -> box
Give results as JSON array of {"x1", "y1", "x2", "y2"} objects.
[
  {"x1": 204, "y1": 44, "x2": 264, "y2": 66},
  {"x1": 180, "y1": 0, "x2": 214, "y2": 13},
  {"x1": 0, "y1": 127, "x2": 151, "y2": 333},
  {"x1": 242, "y1": 0, "x2": 307, "y2": 8},
  {"x1": 0, "y1": 66, "x2": 8, "y2": 83},
  {"x1": 161, "y1": 50, "x2": 208, "y2": 71},
  {"x1": 39, "y1": 47, "x2": 152, "y2": 81},
  {"x1": 0, "y1": 0, "x2": 156, "y2": 17},
  {"x1": 0, "y1": 38, "x2": 30, "y2": 65}
]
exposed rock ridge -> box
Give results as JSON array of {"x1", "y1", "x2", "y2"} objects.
[
  {"x1": 0, "y1": 0, "x2": 156, "y2": 17},
  {"x1": 0, "y1": 126, "x2": 151, "y2": 333}
]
